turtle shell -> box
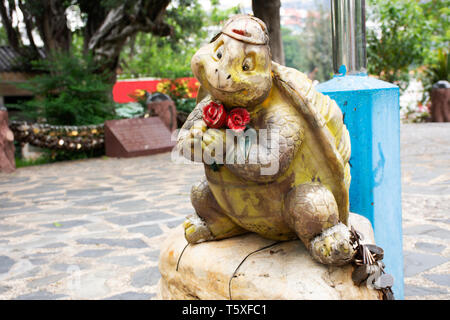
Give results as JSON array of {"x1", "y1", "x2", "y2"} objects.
[{"x1": 272, "y1": 62, "x2": 351, "y2": 224}]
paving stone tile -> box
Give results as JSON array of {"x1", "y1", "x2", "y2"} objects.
[
  {"x1": 14, "y1": 290, "x2": 67, "y2": 300},
  {"x1": 0, "y1": 201, "x2": 26, "y2": 209},
  {"x1": 131, "y1": 266, "x2": 160, "y2": 288},
  {"x1": 22, "y1": 192, "x2": 65, "y2": 200},
  {"x1": 41, "y1": 220, "x2": 91, "y2": 229},
  {"x1": 23, "y1": 252, "x2": 54, "y2": 259},
  {"x1": 0, "y1": 224, "x2": 22, "y2": 232},
  {"x1": 0, "y1": 256, "x2": 15, "y2": 274},
  {"x1": 104, "y1": 291, "x2": 154, "y2": 300},
  {"x1": 414, "y1": 242, "x2": 446, "y2": 254},
  {"x1": 157, "y1": 194, "x2": 187, "y2": 202},
  {"x1": 38, "y1": 207, "x2": 96, "y2": 216},
  {"x1": 0, "y1": 285, "x2": 11, "y2": 294},
  {"x1": 0, "y1": 176, "x2": 30, "y2": 185},
  {"x1": 66, "y1": 187, "x2": 114, "y2": 197},
  {"x1": 76, "y1": 238, "x2": 148, "y2": 249},
  {"x1": 50, "y1": 263, "x2": 89, "y2": 272},
  {"x1": 27, "y1": 273, "x2": 67, "y2": 288},
  {"x1": 404, "y1": 225, "x2": 450, "y2": 239},
  {"x1": 111, "y1": 200, "x2": 153, "y2": 212},
  {"x1": 39, "y1": 242, "x2": 68, "y2": 249},
  {"x1": 166, "y1": 219, "x2": 185, "y2": 228},
  {"x1": 106, "y1": 212, "x2": 173, "y2": 226},
  {"x1": 403, "y1": 251, "x2": 449, "y2": 277},
  {"x1": 75, "y1": 249, "x2": 113, "y2": 258},
  {"x1": 5, "y1": 229, "x2": 38, "y2": 237},
  {"x1": 144, "y1": 250, "x2": 160, "y2": 261},
  {"x1": 13, "y1": 185, "x2": 62, "y2": 196},
  {"x1": 9, "y1": 267, "x2": 41, "y2": 280},
  {"x1": 30, "y1": 259, "x2": 47, "y2": 266},
  {"x1": 431, "y1": 218, "x2": 450, "y2": 225},
  {"x1": 73, "y1": 195, "x2": 129, "y2": 206},
  {"x1": 127, "y1": 225, "x2": 162, "y2": 238},
  {"x1": 404, "y1": 284, "x2": 448, "y2": 297},
  {"x1": 100, "y1": 255, "x2": 141, "y2": 267},
  {"x1": 423, "y1": 274, "x2": 450, "y2": 287},
  {"x1": 0, "y1": 207, "x2": 43, "y2": 215}
]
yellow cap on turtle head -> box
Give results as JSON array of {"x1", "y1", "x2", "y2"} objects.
[{"x1": 221, "y1": 14, "x2": 269, "y2": 45}]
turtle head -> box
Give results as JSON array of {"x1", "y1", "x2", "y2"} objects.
[{"x1": 191, "y1": 15, "x2": 272, "y2": 108}]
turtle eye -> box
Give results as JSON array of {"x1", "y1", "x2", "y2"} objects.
[
  {"x1": 242, "y1": 56, "x2": 254, "y2": 71},
  {"x1": 215, "y1": 44, "x2": 224, "y2": 60}
]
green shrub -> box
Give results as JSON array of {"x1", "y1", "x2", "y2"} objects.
[
  {"x1": 115, "y1": 102, "x2": 145, "y2": 118},
  {"x1": 176, "y1": 98, "x2": 196, "y2": 114},
  {"x1": 16, "y1": 53, "x2": 116, "y2": 125}
]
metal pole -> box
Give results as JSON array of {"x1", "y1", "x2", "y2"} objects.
[
  {"x1": 331, "y1": 0, "x2": 367, "y2": 75},
  {"x1": 317, "y1": 0, "x2": 404, "y2": 299}
]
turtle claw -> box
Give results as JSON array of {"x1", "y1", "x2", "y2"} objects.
[
  {"x1": 310, "y1": 223, "x2": 356, "y2": 266},
  {"x1": 183, "y1": 214, "x2": 214, "y2": 244}
]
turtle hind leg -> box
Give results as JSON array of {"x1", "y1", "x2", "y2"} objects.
[
  {"x1": 184, "y1": 179, "x2": 247, "y2": 244},
  {"x1": 282, "y1": 183, "x2": 356, "y2": 266}
]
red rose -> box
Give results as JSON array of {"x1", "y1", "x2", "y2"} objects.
[
  {"x1": 202, "y1": 102, "x2": 227, "y2": 129},
  {"x1": 227, "y1": 108, "x2": 250, "y2": 132}
]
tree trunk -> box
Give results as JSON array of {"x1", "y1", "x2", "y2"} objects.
[
  {"x1": 34, "y1": 0, "x2": 72, "y2": 55},
  {"x1": 252, "y1": 0, "x2": 285, "y2": 65},
  {"x1": 0, "y1": 0, "x2": 172, "y2": 83},
  {"x1": 86, "y1": 0, "x2": 172, "y2": 83},
  {"x1": 0, "y1": 0, "x2": 71, "y2": 61}
]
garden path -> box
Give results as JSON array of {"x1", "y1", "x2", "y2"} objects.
[{"x1": 0, "y1": 123, "x2": 449, "y2": 300}]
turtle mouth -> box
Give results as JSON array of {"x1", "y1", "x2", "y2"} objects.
[
  {"x1": 198, "y1": 68, "x2": 244, "y2": 94},
  {"x1": 205, "y1": 78, "x2": 244, "y2": 94}
]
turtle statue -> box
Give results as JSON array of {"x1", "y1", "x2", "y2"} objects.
[{"x1": 176, "y1": 14, "x2": 354, "y2": 266}]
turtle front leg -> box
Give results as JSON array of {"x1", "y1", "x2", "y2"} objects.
[
  {"x1": 183, "y1": 179, "x2": 247, "y2": 244},
  {"x1": 282, "y1": 183, "x2": 356, "y2": 266}
]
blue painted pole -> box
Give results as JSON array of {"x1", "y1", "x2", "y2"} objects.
[{"x1": 316, "y1": 0, "x2": 403, "y2": 299}]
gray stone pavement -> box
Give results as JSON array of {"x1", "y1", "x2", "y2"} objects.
[
  {"x1": 400, "y1": 123, "x2": 450, "y2": 299},
  {"x1": 0, "y1": 123, "x2": 448, "y2": 300}
]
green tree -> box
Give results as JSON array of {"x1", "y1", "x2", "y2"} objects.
[
  {"x1": 119, "y1": 0, "x2": 239, "y2": 79},
  {"x1": 16, "y1": 54, "x2": 116, "y2": 125},
  {"x1": 420, "y1": 0, "x2": 450, "y2": 65},
  {"x1": 366, "y1": 0, "x2": 449, "y2": 91},
  {"x1": 0, "y1": 23, "x2": 6, "y2": 45},
  {"x1": 119, "y1": 0, "x2": 207, "y2": 78},
  {"x1": 282, "y1": 6, "x2": 332, "y2": 83},
  {"x1": 282, "y1": 28, "x2": 306, "y2": 72},
  {"x1": 0, "y1": 0, "x2": 173, "y2": 81}
]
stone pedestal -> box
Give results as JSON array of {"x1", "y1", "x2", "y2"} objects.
[
  {"x1": 0, "y1": 108, "x2": 15, "y2": 173},
  {"x1": 157, "y1": 213, "x2": 382, "y2": 300},
  {"x1": 431, "y1": 87, "x2": 450, "y2": 122}
]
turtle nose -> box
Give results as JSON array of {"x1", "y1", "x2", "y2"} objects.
[{"x1": 215, "y1": 69, "x2": 233, "y2": 90}]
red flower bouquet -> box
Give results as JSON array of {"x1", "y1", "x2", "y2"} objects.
[
  {"x1": 201, "y1": 102, "x2": 251, "y2": 172},
  {"x1": 202, "y1": 102, "x2": 251, "y2": 132},
  {"x1": 202, "y1": 102, "x2": 227, "y2": 129},
  {"x1": 226, "y1": 108, "x2": 250, "y2": 132}
]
